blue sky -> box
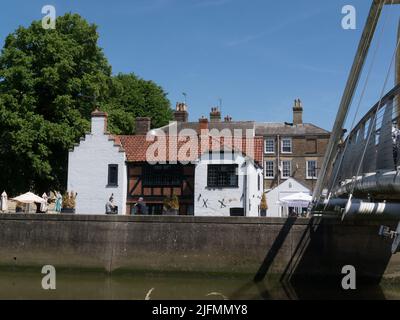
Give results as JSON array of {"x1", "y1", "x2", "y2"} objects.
[{"x1": 1, "y1": 0, "x2": 400, "y2": 131}]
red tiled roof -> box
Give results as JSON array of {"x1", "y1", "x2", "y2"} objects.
[{"x1": 117, "y1": 135, "x2": 263, "y2": 166}]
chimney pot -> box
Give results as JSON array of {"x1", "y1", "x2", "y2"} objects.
[
  {"x1": 210, "y1": 107, "x2": 221, "y2": 122},
  {"x1": 224, "y1": 115, "x2": 232, "y2": 122},
  {"x1": 174, "y1": 102, "x2": 188, "y2": 122}
]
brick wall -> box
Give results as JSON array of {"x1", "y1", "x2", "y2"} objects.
[{"x1": 263, "y1": 135, "x2": 330, "y2": 192}]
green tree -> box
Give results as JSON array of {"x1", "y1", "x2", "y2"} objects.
[
  {"x1": 104, "y1": 73, "x2": 173, "y2": 135},
  {"x1": 0, "y1": 13, "x2": 172, "y2": 195}
]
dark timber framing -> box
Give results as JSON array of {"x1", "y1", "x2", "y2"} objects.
[{"x1": 126, "y1": 162, "x2": 195, "y2": 215}]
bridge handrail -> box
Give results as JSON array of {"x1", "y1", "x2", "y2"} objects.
[{"x1": 349, "y1": 83, "x2": 400, "y2": 137}]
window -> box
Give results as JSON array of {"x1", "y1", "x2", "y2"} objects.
[
  {"x1": 306, "y1": 160, "x2": 317, "y2": 179},
  {"x1": 264, "y1": 138, "x2": 275, "y2": 154},
  {"x1": 142, "y1": 164, "x2": 182, "y2": 187},
  {"x1": 108, "y1": 164, "x2": 118, "y2": 186},
  {"x1": 207, "y1": 164, "x2": 238, "y2": 188},
  {"x1": 281, "y1": 138, "x2": 292, "y2": 153},
  {"x1": 281, "y1": 160, "x2": 291, "y2": 179},
  {"x1": 265, "y1": 160, "x2": 275, "y2": 179},
  {"x1": 258, "y1": 174, "x2": 261, "y2": 191}
]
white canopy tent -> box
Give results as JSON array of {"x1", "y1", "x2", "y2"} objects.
[
  {"x1": 279, "y1": 192, "x2": 312, "y2": 208},
  {"x1": 12, "y1": 192, "x2": 46, "y2": 204}
]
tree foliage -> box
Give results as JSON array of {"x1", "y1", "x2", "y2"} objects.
[
  {"x1": 0, "y1": 13, "x2": 172, "y2": 195},
  {"x1": 103, "y1": 73, "x2": 173, "y2": 134}
]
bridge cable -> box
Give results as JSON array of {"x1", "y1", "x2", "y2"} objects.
[
  {"x1": 324, "y1": 0, "x2": 393, "y2": 210},
  {"x1": 344, "y1": 0, "x2": 399, "y2": 219}
]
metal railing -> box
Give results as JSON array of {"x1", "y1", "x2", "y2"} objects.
[{"x1": 327, "y1": 83, "x2": 400, "y2": 199}]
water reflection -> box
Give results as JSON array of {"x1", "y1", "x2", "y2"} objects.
[{"x1": 0, "y1": 270, "x2": 399, "y2": 300}]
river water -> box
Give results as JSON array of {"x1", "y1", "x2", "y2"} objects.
[{"x1": 0, "y1": 270, "x2": 400, "y2": 300}]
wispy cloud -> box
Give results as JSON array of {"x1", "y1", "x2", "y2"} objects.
[{"x1": 225, "y1": 8, "x2": 324, "y2": 47}]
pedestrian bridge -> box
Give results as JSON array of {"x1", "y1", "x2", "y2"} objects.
[
  {"x1": 311, "y1": 0, "x2": 400, "y2": 253},
  {"x1": 328, "y1": 84, "x2": 400, "y2": 201}
]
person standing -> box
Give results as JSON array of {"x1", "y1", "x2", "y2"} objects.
[
  {"x1": 55, "y1": 191, "x2": 62, "y2": 213},
  {"x1": 134, "y1": 197, "x2": 147, "y2": 215},
  {"x1": 105, "y1": 194, "x2": 116, "y2": 215}
]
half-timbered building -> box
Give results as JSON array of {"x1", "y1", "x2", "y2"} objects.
[{"x1": 68, "y1": 104, "x2": 264, "y2": 216}]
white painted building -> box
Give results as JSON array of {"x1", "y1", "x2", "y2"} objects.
[
  {"x1": 265, "y1": 178, "x2": 310, "y2": 217},
  {"x1": 194, "y1": 151, "x2": 264, "y2": 217},
  {"x1": 67, "y1": 108, "x2": 264, "y2": 216},
  {"x1": 67, "y1": 110, "x2": 127, "y2": 215}
]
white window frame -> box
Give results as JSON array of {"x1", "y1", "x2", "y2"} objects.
[
  {"x1": 306, "y1": 160, "x2": 317, "y2": 180},
  {"x1": 265, "y1": 160, "x2": 275, "y2": 179},
  {"x1": 281, "y1": 160, "x2": 292, "y2": 179},
  {"x1": 281, "y1": 137, "x2": 292, "y2": 154},
  {"x1": 264, "y1": 138, "x2": 275, "y2": 154}
]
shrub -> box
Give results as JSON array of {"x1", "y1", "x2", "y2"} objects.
[
  {"x1": 260, "y1": 193, "x2": 268, "y2": 211},
  {"x1": 62, "y1": 191, "x2": 77, "y2": 209}
]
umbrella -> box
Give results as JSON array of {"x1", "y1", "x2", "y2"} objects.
[
  {"x1": 280, "y1": 192, "x2": 312, "y2": 208},
  {"x1": 1, "y1": 191, "x2": 7, "y2": 211},
  {"x1": 12, "y1": 192, "x2": 46, "y2": 204},
  {"x1": 40, "y1": 193, "x2": 48, "y2": 212}
]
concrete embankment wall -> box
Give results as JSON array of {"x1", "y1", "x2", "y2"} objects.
[{"x1": 0, "y1": 214, "x2": 399, "y2": 281}]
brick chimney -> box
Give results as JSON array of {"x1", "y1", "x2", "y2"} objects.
[
  {"x1": 91, "y1": 108, "x2": 108, "y2": 135},
  {"x1": 210, "y1": 107, "x2": 221, "y2": 122},
  {"x1": 293, "y1": 99, "x2": 303, "y2": 125},
  {"x1": 173, "y1": 102, "x2": 188, "y2": 122},
  {"x1": 135, "y1": 117, "x2": 151, "y2": 135},
  {"x1": 198, "y1": 117, "x2": 209, "y2": 134},
  {"x1": 224, "y1": 115, "x2": 232, "y2": 122}
]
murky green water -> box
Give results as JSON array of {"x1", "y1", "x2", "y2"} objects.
[{"x1": 0, "y1": 270, "x2": 400, "y2": 300}]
